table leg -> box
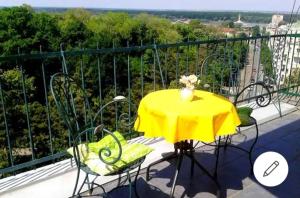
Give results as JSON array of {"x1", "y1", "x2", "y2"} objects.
[
  {"x1": 146, "y1": 141, "x2": 221, "y2": 197},
  {"x1": 170, "y1": 150, "x2": 184, "y2": 198},
  {"x1": 189, "y1": 140, "x2": 195, "y2": 177},
  {"x1": 214, "y1": 137, "x2": 221, "y2": 178},
  {"x1": 224, "y1": 135, "x2": 230, "y2": 150}
]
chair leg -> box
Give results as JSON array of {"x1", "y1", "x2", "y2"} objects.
[
  {"x1": 117, "y1": 174, "x2": 122, "y2": 187},
  {"x1": 72, "y1": 167, "x2": 81, "y2": 197},
  {"x1": 89, "y1": 181, "x2": 107, "y2": 197},
  {"x1": 90, "y1": 181, "x2": 95, "y2": 196},
  {"x1": 134, "y1": 165, "x2": 142, "y2": 198},
  {"x1": 76, "y1": 174, "x2": 89, "y2": 197},
  {"x1": 126, "y1": 171, "x2": 132, "y2": 198},
  {"x1": 86, "y1": 175, "x2": 93, "y2": 195}
]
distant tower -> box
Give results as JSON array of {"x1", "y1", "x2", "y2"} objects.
[
  {"x1": 236, "y1": 14, "x2": 242, "y2": 23},
  {"x1": 234, "y1": 13, "x2": 244, "y2": 25},
  {"x1": 271, "y1": 15, "x2": 283, "y2": 27}
]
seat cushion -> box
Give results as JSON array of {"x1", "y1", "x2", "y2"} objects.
[
  {"x1": 86, "y1": 143, "x2": 153, "y2": 175},
  {"x1": 67, "y1": 131, "x2": 153, "y2": 176},
  {"x1": 237, "y1": 107, "x2": 253, "y2": 126},
  {"x1": 88, "y1": 131, "x2": 127, "y2": 154},
  {"x1": 67, "y1": 131, "x2": 126, "y2": 162}
]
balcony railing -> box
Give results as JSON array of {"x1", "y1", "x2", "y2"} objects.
[{"x1": 1, "y1": 34, "x2": 300, "y2": 178}]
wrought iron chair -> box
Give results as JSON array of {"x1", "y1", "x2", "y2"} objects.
[
  {"x1": 223, "y1": 82, "x2": 272, "y2": 170},
  {"x1": 200, "y1": 52, "x2": 272, "y2": 175},
  {"x1": 50, "y1": 72, "x2": 152, "y2": 197}
]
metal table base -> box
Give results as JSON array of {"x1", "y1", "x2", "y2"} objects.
[{"x1": 146, "y1": 140, "x2": 221, "y2": 198}]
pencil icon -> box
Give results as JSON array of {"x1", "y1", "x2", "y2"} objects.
[{"x1": 263, "y1": 160, "x2": 279, "y2": 177}]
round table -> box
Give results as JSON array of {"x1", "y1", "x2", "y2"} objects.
[
  {"x1": 134, "y1": 89, "x2": 241, "y2": 197},
  {"x1": 134, "y1": 89, "x2": 241, "y2": 143}
]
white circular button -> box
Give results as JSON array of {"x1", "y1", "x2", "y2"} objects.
[{"x1": 253, "y1": 151, "x2": 288, "y2": 187}]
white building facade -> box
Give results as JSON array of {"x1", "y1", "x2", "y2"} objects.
[{"x1": 270, "y1": 22, "x2": 300, "y2": 85}]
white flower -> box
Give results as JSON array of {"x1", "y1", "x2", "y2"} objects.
[
  {"x1": 179, "y1": 74, "x2": 200, "y2": 90},
  {"x1": 179, "y1": 75, "x2": 189, "y2": 84},
  {"x1": 188, "y1": 74, "x2": 198, "y2": 84}
]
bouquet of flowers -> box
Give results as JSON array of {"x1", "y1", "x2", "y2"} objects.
[{"x1": 179, "y1": 74, "x2": 200, "y2": 90}]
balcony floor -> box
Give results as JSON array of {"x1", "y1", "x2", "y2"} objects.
[
  {"x1": 88, "y1": 110, "x2": 300, "y2": 198},
  {"x1": 1, "y1": 106, "x2": 299, "y2": 198}
]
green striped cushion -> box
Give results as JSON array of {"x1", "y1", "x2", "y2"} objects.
[
  {"x1": 67, "y1": 131, "x2": 153, "y2": 175},
  {"x1": 85, "y1": 143, "x2": 153, "y2": 175},
  {"x1": 88, "y1": 131, "x2": 127, "y2": 154},
  {"x1": 67, "y1": 131, "x2": 126, "y2": 161}
]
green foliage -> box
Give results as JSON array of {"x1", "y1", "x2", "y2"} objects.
[
  {"x1": 122, "y1": 10, "x2": 275, "y2": 23},
  {"x1": 222, "y1": 21, "x2": 235, "y2": 28},
  {"x1": 31, "y1": 13, "x2": 61, "y2": 51},
  {"x1": 288, "y1": 68, "x2": 300, "y2": 84},
  {"x1": 0, "y1": 6, "x2": 35, "y2": 54},
  {"x1": 1, "y1": 68, "x2": 35, "y2": 96},
  {"x1": 58, "y1": 9, "x2": 93, "y2": 49},
  {"x1": 87, "y1": 12, "x2": 136, "y2": 46},
  {"x1": 0, "y1": 69, "x2": 35, "y2": 168},
  {"x1": 252, "y1": 25, "x2": 261, "y2": 37},
  {"x1": 135, "y1": 13, "x2": 182, "y2": 44},
  {"x1": 0, "y1": 6, "x2": 255, "y2": 175},
  {"x1": 261, "y1": 41, "x2": 274, "y2": 77}
]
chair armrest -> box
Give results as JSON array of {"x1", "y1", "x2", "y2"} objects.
[
  {"x1": 94, "y1": 125, "x2": 123, "y2": 165},
  {"x1": 72, "y1": 125, "x2": 123, "y2": 166},
  {"x1": 92, "y1": 96, "x2": 138, "y2": 131}
]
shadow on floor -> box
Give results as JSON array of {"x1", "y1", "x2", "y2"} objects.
[{"x1": 87, "y1": 113, "x2": 300, "y2": 198}]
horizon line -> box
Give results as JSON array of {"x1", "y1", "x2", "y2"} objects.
[{"x1": 0, "y1": 5, "x2": 292, "y2": 14}]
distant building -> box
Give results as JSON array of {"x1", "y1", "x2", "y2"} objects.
[
  {"x1": 172, "y1": 19, "x2": 191, "y2": 25},
  {"x1": 270, "y1": 21, "x2": 300, "y2": 85},
  {"x1": 222, "y1": 28, "x2": 236, "y2": 37},
  {"x1": 266, "y1": 14, "x2": 284, "y2": 34},
  {"x1": 272, "y1": 15, "x2": 284, "y2": 27},
  {"x1": 234, "y1": 14, "x2": 260, "y2": 29}
]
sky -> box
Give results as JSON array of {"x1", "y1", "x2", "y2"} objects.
[{"x1": 0, "y1": 0, "x2": 298, "y2": 12}]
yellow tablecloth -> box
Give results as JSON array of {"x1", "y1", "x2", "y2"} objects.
[{"x1": 134, "y1": 89, "x2": 241, "y2": 143}]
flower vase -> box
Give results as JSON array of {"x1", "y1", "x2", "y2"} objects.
[{"x1": 180, "y1": 88, "x2": 194, "y2": 101}]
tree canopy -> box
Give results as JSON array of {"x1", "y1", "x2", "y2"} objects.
[{"x1": 0, "y1": 5, "x2": 256, "y2": 176}]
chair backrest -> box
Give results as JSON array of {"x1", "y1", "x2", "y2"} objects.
[
  {"x1": 200, "y1": 52, "x2": 241, "y2": 98},
  {"x1": 51, "y1": 73, "x2": 134, "y2": 166},
  {"x1": 200, "y1": 52, "x2": 272, "y2": 108},
  {"x1": 233, "y1": 81, "x2": 272, "y2": 108},
  {"x1": 93, "y1": 96, "x2": 138, "y2": 138},
  {"x1": 50, "y1": 72, "x2": 93, "y2": 142}
]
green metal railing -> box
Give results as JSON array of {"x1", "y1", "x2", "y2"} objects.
[{"x1": 1, "y1": 34, "x2": 300, "y2": 177}]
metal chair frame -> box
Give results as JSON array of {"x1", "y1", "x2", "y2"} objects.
[
  {"x1": 221, "y1": 82, "x2": 272, "y2": 173},
  {"x1": 200, "y1": 54, "x2": 272, "y2": 178},
  {"x1": 50, "y1": 72, "x2": 144, "y2": 197}
]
